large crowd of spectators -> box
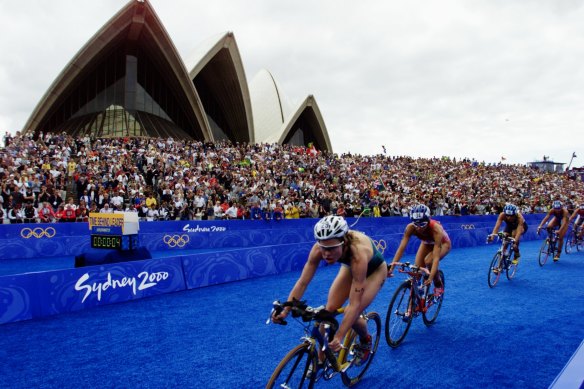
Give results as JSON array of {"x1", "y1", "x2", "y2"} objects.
[{"x1": 0, "y1": 131, "x2": 582, "y2": 224}]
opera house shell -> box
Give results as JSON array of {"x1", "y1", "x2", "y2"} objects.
[{"x1": 21, "y1": 0, "x2": 333, "y2": 152}]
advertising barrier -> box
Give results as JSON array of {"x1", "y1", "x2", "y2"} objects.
[{"x1": 0, "y1": 214, "x2": 545, "y2": 324}]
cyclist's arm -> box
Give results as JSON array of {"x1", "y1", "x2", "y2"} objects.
[
  {"x1": 274, "y1": 243, "x2": 320, "y2": 321},
  {"x1": 392, "y1": 225, "x2": 414, "y2": 262},
  {"x1": 490, "y1": 213, "x2": 504, "y2": 237},
  {"x1": 538, "y1": 213, "x2": 551, "y2": 230},
  {"x1": 389, "y1": 225, "x2": 413, "y2": 273},
  {"x1": 286, "y1": 243, "x2": 320, "y2": 302}
]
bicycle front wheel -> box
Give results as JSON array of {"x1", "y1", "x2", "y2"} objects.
[
  {"x1": 341, "y1": 312, "x2": 381, "y2": 387},
  {"x1": 385, "y1": 281, "x2": 414, "y2": 348},
  {"x1": 538, "y1": 239, "x2": 550, "y2": 267},
  {"x1": 266, "y1": 343, "x2": 317, "y2": 389},
  {"x1": 565, "y1": 231, "x2": 575, "y2": 254},
  {"x1": 506, "y1": 255, "x2": 518, "y2": 280},
  {"x1": 423, "y1": 270, "x2": 445, "y2": 326},
  {"x1": 488, "y1": 252, "x2": 502, "y2": 288}
]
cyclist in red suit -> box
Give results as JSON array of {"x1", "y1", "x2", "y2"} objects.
[
  {"x1": 537, "y1": 200, "x2": 570, "y2": 261},
  {"x1": 568, "y1": 203, "x2": 584, "y2": 240},
  {"x1": 389, "y1": 204, "x2": 450, "y2": 297}
]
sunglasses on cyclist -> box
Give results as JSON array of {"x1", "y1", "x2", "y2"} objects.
[{"x1": 317, "y1": 241, "x2": 344, "y2": 251}]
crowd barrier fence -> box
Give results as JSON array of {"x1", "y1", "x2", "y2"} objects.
[{"x1": 0, "y1": 214, "x2": 545, "y2": 325}]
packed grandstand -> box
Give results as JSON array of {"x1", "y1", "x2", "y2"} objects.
[{"x1": 0, "y1": 131, "x2": 582, "y2": 224}]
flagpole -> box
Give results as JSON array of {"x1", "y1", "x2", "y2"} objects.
[{"x1": 566, "y1": 152, "x2": 576, "y2": 171}]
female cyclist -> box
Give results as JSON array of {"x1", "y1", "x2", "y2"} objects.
[
  {"x1": 568, "y1": 203, "x2": 584, "y2": 240},
  {"x1": 537, "y1": 200, "x2": 570, "y2": 261},
  {"x1": 389, "y1": 204, "x2": 450, "y2": 296},
  {"x1": 487, "y1": 204, "x2": 527, "y2": 264},
  {"x1": 272, "y1": 215, "x2": 387, "y2": 362}
]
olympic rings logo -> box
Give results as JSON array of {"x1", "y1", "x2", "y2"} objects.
[
  {"x1": 20, "y1": 227, "x2": 56, "y2": 239},
  {"x1": 373, "y1": 239, "x2": 387, "y2": 254},
  {"x1": 163, "y1": 234, "x2": 190, "y2": 248},
  {"x1": 460, "y1": 224, "x2": 475, "y2": 230}
]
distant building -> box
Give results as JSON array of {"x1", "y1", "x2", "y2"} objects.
[
  {"x1": 528, "y1": 156, "x2": 565, "y2": 173},
  {"x1": 21, "y1": 0, "x2": 333, "y2": 152}
]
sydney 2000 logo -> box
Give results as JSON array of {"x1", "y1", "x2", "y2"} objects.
[{"x1": 75, "y1": 271, "x2": 169, "y2": 303}]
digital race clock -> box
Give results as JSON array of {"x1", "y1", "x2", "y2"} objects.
[{"x1": 91, "y1": 234, "x2": 122, "y2": 249}]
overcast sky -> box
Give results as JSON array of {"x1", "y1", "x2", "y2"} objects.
[{"x1": 1, "y1": 0, "x2": 583, "y2": 166}]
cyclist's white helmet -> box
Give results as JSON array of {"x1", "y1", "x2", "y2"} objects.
[
  {"x1": 410, "y1": 204, "x2": 431, "y2": 223},
  {"x1": 314, "y1": 216, "x2": 349, "y2": 240},
  {"x1": 552, "y1": 200, "x2": 562, "y2": 209},
  {"x1": 503, "y1": 204, "x2": 517, "y2": 216}
]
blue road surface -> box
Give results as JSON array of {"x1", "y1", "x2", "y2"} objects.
[{"x1": 0, "y1": 241, "x2": 582, "y2": 388}]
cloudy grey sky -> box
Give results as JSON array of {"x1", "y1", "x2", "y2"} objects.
[{"x1": 1, "y1": 0, "x2": 583, "y2": 166}]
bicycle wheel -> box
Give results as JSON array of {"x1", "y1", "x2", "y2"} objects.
[
  {"x1": 538, "y1": 239, "x2": 550, "y2": 267},
  {"x1": 266, "y1": 343, "x2": 317, "y2": 389},
  {"x1": 565, "y1": 231, "x2": 575, "y2": 254},
  {"x1": 505, "y1": 254, "x2": 518, "y2": 280},
  {"x1": 385, "y1": 281, "x2": 414, "y2": 348},
  {"x1": 340, "y1": 312, "x2": 381, "y2": 387},
  {"x1": 423, "y1": 270, "x2": 445, "y2": 326},
  {"x1": 487, "y1": 252, "x2": 502, "y2": 288}
]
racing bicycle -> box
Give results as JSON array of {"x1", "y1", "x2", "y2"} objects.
[
  {"x1": 486, "y1": 232, "x2": 518, "y2": 288},
  {"x1": 266, "y1": 299, "x2": 381, "y2": 388},
  {"x1": 538, "y1": 228, "x2": 560, "y2": 266},
  {"x1": 385, "y1": 262, "x2": 445, "y2": 348}
]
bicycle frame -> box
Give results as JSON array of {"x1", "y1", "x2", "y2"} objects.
[
  {"x1": 385, "y1": 262, "x2": 444, "y2": 348},
  {"x1": 267, "y1": 300, "x2": 381, "y2": 388},
  {"x1": 539, "y1": 228, "x2": 560, "y2": 267},
  {"x1": 487, "y1": 232, "x2": 517, "y2": 288},
  {"x1": 565, "y1": 225, "x2": 583, "y2": 254},
  {"x1": 402, "y1": 269, "x2": 429, "y2": 316}
]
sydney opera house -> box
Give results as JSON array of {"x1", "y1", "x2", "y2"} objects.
[{"x1": 22, "y1": 0, "x2": 333, "y2": 152}]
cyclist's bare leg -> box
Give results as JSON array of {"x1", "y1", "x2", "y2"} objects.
[
  {"x1": 326, "y1": 266, "x2": 352, "y2": 312},
  {"x1": 423, "y1": 241, "x2": 450, "y2": 288},
  {"x1": 415, "y1": 243, "x2": 432, "y2": 268},
  {"x1": 348, "y1": 263, "x2": 386, "y2": 339},
  {"x1": 548, "y1": 218, "x2": 565, "y2": 254},
  {"x1": 509, "y1": 229, "x2": 520, "y2": 257},
  {"x1": 558, "y1": 223, "x2": 569, "y2": 253},
  {"x1": 322, "y1": 267, "x2": 352, "y2": 361}
]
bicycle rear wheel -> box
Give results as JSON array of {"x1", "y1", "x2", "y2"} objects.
[
  {"x1": 423, "y1": 270, "x2": 444, "y2": 326},
  {"x1": 506, "y1": 254, "x2": 518, "y2": 280},
  {"x1": 341, "y1": 312, "x2": 381, "y2": 387},
  {"x1": 538, "y1": 239, "x2": 550, "y2": 267},
  {"x1": 385, "y1": 281, "x2": 414, "y2": 348},
  {"x1": 266, "y1": 343, "x2": 317, "y2": 389},
  {"x1": 487, "y1": 252, "x2": 502, "y2": 288}
]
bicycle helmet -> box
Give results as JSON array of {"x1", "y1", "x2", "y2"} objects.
[
  {"x1": 552, "y1": 200, "x2": 562, "y2": 209},
  {"x1": 503, "y1": 204, "x2": 517, "y2": 216},
  {"x1": 410, "y1": 204, "x2": 431, "y2": 225},
  {"x1": 314, "y1": 215, "x2": 349, "y2": 240}
]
